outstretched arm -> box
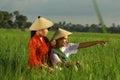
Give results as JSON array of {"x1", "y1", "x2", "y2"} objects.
[{"x1": 78, "y1": 40, "x2": 107, "y2": 49}]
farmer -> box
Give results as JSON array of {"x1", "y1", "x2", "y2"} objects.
[
  {"x1": 50, "y1": 28, "x2": 106, "y2": 69},
  {"x1": 28, "y1": 16, "x2": 54, "y2": 69}
]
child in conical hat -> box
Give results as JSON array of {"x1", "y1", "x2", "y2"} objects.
[{"x1": 50, "y1": 28, "x2": 106, "y2": 71}]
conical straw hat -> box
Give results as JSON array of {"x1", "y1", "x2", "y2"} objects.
[
  {"x1": 29, "y1": 16, "x2": 54, "y2": 31},
  {"x1": 51, "y1": 28, "x2": 72, "y2": 41}
]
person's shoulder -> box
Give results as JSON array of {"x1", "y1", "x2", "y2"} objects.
[
  {"x1": 66, "y1": 43, "x2": 79, "y2": 48},
  {"x1": 29, "y1": 35, "x2": 40, "y2": 44},
  {"x1": 67, "y1": 43, "x2": 76, "y2": 46}
]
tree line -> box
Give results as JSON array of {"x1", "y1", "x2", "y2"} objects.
[
  {"x1": 0, "y1": 10, "x2": 120, "y2": 33},
  {"x1": 0, "y1": 10, "x2": 29, "y2": 31},
  {"x1": 51, "y1": 22, "x2": 120, "y2": 33}
]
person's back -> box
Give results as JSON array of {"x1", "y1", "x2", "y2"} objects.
[
  {"x1": 28, "y1": 16, "x2": 54, "y2": 69},
  {"x1": 28, "y1": 33, "x2": 49, "y2": 68}
]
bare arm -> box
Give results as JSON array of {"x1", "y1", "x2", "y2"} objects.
[{"x1": 78, "y1": 40, "x2": 107, "y2": 49}]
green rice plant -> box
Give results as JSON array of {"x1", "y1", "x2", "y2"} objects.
[
  {"x1": 0, "y1": 29, "x2": 120, "y2": 80},
  {"x1": 92, "y1": 0, "x2": 107, "y2": 33}
]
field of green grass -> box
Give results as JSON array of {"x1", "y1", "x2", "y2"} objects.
[{"x1": 0, "y1": 29, "x2": 120, "y2": 80}]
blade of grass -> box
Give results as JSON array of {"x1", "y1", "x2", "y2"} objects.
[{"x1": 92, "y1": 0, "x2": 107, "y2": 33}]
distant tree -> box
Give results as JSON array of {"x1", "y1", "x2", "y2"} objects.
[
  {"x1": 62, "y1": 21, "x2": 66, "y2": 26},
  {"x1": 16, "y1": 15, "x2": 27, "y2": 31},
  {"x1": 108, "y1": 23, "x2": 120, "y2": 33},
  {"x1": 117, "y1": 25, "x2": 120, "y2": 33},
  {"x1": 14, "y1": 11, "x2": 20, "y2": 17},
  {"x1": 58, "y1": 21, "x2": 62, "y2": 25},
  {"x1": 0, "y1": 11, "x2": 13, "y2": 28},
  {"x1": 0, "y1": 11, "x2": 4, "y2": 23},
  {"x1": 13, "y1": 11, "x2": 27, "y2": 30},
  {"x1": 88, "y1": 24, "x2": 101, "y2": 32},
  {"x1": 25, "y1": 22, "x2": 32, "y2": 29}
]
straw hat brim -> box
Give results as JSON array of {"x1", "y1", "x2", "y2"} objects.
[
  {"x1": 29, "y1": 17, "x2": 54, "y2": 31},
  {"x1": 51, "y1": 28, "x2": 72, "y2": 41}
]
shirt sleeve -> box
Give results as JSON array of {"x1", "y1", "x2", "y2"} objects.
[
  {"x1": 50, "y1": 52, "x2": 62, "y2": 66},
  {"x1": 62, "y1": 43, "x2": 79, "y2": 57}
]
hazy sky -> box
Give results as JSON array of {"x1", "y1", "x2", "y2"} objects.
[{"x1": 0, "y1": 0, "x2": 120, "y2": 26}]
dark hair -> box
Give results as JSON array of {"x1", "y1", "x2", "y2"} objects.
[
  {"x1": 30, "y1": 31, "x2": 36, "y2": 38},
  {"x1": 43, "y1": 37, "x2": 51, "y2": 47}
]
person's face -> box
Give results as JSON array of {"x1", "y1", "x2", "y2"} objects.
[
  {"x1": 57, "y1": 36, "x2": 69, "y2": 47},
  {"x1": 37, "y1": 28, "x2": 48, "y2": 37}
]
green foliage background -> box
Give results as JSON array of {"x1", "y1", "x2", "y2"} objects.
[{"x1": 0, "y1": 29, "x2": 120, "y2": 80}]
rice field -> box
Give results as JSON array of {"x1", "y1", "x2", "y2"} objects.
[{"x1": 0, "y1": 29, "x2": 120, "y2": 80}]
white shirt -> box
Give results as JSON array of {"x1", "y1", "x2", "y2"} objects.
[{"x1": 50, "y1": 43, "x2": 79, "y2": 67}]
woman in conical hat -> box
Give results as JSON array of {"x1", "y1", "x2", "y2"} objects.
[
  {"x1": 50, "y1": 28, "x2": 107, "y2": 70},
  {"x1": 28, "y1": 16, "x2": 54, "y2": 69}
]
